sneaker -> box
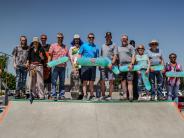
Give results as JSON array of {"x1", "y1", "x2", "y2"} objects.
[
  {"x1": 89, "y1": 95, "x2": 96, "y2": 101},
  {"x1": 104, "y1": 95, "x2": 112, "y2": 101},
  {"x1": 119, "y1": 92, "x2": 124, "y2": 96},
  {"x1": 99, "y1": 96, "x2": 105, "y2": 101},
  {"x1": 52, "y1": 97, "x2": 57, "y2": 101},
  {"x1": 150, "y1": 96, "x2": 156, "y2": 101},
  {"x1": 82, "y1": 95, "x2": 88, "y2": 101},
  {"x1": 58, "y1": 96, "x2": 65, "y2": 100},
  {"x1": 129, "y1": 97, "x2": 133, "y2": 102}
]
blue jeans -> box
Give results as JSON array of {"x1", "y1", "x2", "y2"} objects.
[
  {"x1": 51, "y1": 66, "x2": 66, "y2": 97},
  {"x1": 137, "y1": 73, "x2": 149, "y2": 94},
  {"x1": 149, "y1": 71, "x2": 163, "y2": 97},
  {"x1": 16, "y1": 66, "x2": 27, "y2": 91},
  {"x1": 167, "y1": 85, "x2": 179, "y2": 101}
]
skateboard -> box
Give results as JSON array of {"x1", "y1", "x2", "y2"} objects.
[
  {"x1": 47, "y1": 56, "x2": 69, "y2": 67},
  {"x1": 150, "y1": 65, "x2": 164, "y2": 71},
  {"x1": 77, "y1": 57, "x2": 120, "y2": 75},
  {"x1": 119, "y1": 64, "x2": 142, "y2": 72},
  {"x1": 141, "y1": 70, "x2": 151, "y2": 91},
  {"x1": 166, "y1": 71, "x2": 184, "y2": 77}
]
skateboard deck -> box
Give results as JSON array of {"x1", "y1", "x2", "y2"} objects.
[
  {"x1": 47, "y1": 56, "x2": 69, "y2": 67},
  {"x1": 77, "y1": 57, "x2": 120, "y2": 74},
  {"x1": 119, "y1": 64, "x2": 142, "y2": 72},
  {"x1": 141, "y1": 70, "x2": 151, "y2": 91},
  {"x1": 166, "y1": 71, "x2": 184, "y2": 77},
  {"x1": 150, "y1": 65, "x2": 164, "y2": 71}
]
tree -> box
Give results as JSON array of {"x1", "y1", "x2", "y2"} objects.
[{"x1": 0, "y1": 53, "x2": 16, "y2": 90}]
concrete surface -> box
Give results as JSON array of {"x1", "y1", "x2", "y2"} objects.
[{"x1": 0, "y1": 101, "x2": 184, "y2": 138}]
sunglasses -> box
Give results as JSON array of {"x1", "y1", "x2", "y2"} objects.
[
  {"x1": 41, "y1": 38, "x2": 47, "y2": 40},
  {"x1": 88, "y1": 37, "x2": 94, "y2": 39},
  {"x1": 151, "y1": 43, "x2": 158, "y2": 46},
  {"x1": 137, "y1": 48, "x2": 144, "y2": 50}
]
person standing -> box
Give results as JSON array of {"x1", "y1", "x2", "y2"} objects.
[
  {"x1": 147, "y1": 40, "x2": 165, "y2": 101},
  {"x1": 78, "y1": 33, "x2": 99, "y2": 100},
  {"x1": 117, "y1": 34, "x2": 135, "y2": 102},
  {"x1": 69, "y1": 34, "x2": 83, "y2": 99},
  {"x1": 132, "y1": 45, "x2": 151, "y2": 101},
  {"x1": 40, "y1": 34, "x2": 51, "y2": 99},
  {"x1": 12, "y1": 35, "x2": 29, "y2": 98},
  {"x1": 48, "y1": 33, "x2": 69, "y2": 101},
  {"x1": 27, "y1": 37, "x2": 47, "y2": 100},
  {"x1": 166, "y1": 53, "x2": 182, "y2": 101},
  {"x1": 100, "y1": 32, "x2": 118, "y2": 100}
]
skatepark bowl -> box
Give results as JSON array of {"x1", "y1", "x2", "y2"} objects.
[{"x1": 0, "y1": 97, "x2": 184, "y2": 138}]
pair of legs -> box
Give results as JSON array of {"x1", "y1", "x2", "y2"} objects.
[
  {"x1": 29, "y1": 64, "x2": 44, "y2": 99},
  {"x1": 81, "y1": 66, "x2": 96, "y2": 97},
  {"x1": 137, "y1": 72, "x2": 150, "y2": 99},
  {"x1": 51, "y1": 66, "x2": 66, "y2": 98},
  {"x1": 100, "y1": 68, "x2": 115, "y2": 97},
  {"x1": 120, "y1": 72, "x2": 134, "y2": 100},
  {"x1": 149, "y1": 71, "x2": 163, "y2": 99},
  {"x1": 15, "y1": 66, "x2": 27, "y2": 96},
  {"x1": 167, "y1": 84, "x2": 179, "y2": 101}
]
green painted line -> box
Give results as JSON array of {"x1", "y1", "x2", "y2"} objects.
[{"x1": 11, "y1": 99, "x2": 175, "y2": 104}]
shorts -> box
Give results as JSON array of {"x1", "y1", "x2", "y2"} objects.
[
  {"x1": 100, "y1": 68, "x2": 115, "y2": 81},
  {"x1": 120, "y1": 71, "x2": 134, "y2": 81},
  {"x1": 81, "y1": 66, "x2": 96, "y2": 81}
]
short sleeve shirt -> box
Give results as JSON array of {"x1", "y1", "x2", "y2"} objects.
[
  {"x1": 146, "y1": 48, "x2": 163, "y2": 65},
  {"x1": 101, "y1": 43, "x2": 118, "y2": 60},
  {"x1": 117, "y1": 44, "x2": 135, "y2": 65},
  {"x1": 12, "y1": 45, "x2": 29, "y2": 66},
  {"x1": 135, "y1": 54, "x2": 149, "y2": 69},
  {"x1": 49, "y1": 43, "x2": 68, "y2": 67},
  {"x1": 79, "y1": 43, "x2": 99, "y2": 58}
]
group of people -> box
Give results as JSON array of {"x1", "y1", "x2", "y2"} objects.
[{"x1": 12, "y1": 32, "x2": 182, "y2": 102}]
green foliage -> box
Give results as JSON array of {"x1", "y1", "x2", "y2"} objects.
[
  {"x1": 1, "y1": 71, "x2": 16, "y2": 90},
  {"x1": 0, "y1": 55, "x2": 8, "y2": 70}
]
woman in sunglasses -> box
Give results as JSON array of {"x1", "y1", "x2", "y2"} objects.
[
  {"x1": 132, "y1": 45, "x2": 150, "y2": 101},
  {"x1": 147, "y1": 40, "x2": 165, "y2": 101},
  {"x1": 166, "y1": 53, "x2": 182, "y2": 101}
]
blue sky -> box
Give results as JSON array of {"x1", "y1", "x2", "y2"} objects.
[{"x1": 0, "y1": 0, "x2": 184, "y2": 75}]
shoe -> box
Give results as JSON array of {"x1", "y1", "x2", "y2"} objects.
[
  {"x1": 77, "y1": 94, "x2": 84, "y2": 100},
  {"x1": 14, "y1": 94, "x2": 21, "y2": 99},
  {"x1": 157, "y1": 96, "x2": 166, "y2": 101},
  {"x1": 104, "y1": 95, "x2": 112, "y2": 101},
  {"x1": 58, "y1": 96, "x2": 65, "y2": 100},
  {"x1": 39, "y1": 97, "x2": 45, "y2": 100},
  {"x1": 119, "y1": 92, "x2": 124, "y2": 96},
  {"x1": 52, "y1": 97, "x2": 57, "y2": 101},
  {"x1": 89, "y1": 95, "x2": 96, "y2": 101},
  {"x1": 82, "y1": 95, "x2": 88, "y2": 101},
  {"x1": 99, "y1": 96, "x2": 106, "y2": 101},
  {"x1": 129, "y1": 97, "x2": 133, "y2": 102},
  {"x1": 150, "y1": 96, "x2": 155, "y2": 101}
]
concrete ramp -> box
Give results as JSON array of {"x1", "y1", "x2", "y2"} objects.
[{"x1": 0, "y1": 101, "x2": 184, "y2": 138}]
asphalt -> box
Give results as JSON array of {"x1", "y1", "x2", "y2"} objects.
[{"x1": 0, "y1": 101, "x2": 184, "y2": 138}]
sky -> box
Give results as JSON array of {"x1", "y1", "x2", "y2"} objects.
[{"x1": 0, "y1": 0, "x2": 184, "y2": 75}]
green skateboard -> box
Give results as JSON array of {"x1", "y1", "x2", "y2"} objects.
[
  {"x1": 77, "y1": 57, "x2": 120, "y2": 75},
  {"x1": 47, "y1": 56, "x2": 69, "y2": 67},
  {"x1": 119, "y1": 64, "x2": 142, "y2": 72},
  {"x1": 150, "y1": 65, "x2": 164, "y2": 71},
  {"x1": 166, "y1": 71, "x2": 184, "y2": 77},
  {"x1": 141, "y1": 70, "x2": 151, "y2": 91}
]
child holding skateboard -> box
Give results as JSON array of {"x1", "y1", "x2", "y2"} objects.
[
  {"x1": 132, "y1": 45, "x2": 151, "y2": 101},
  {"x1": 166, "y1": 53, "x2": 182, "y2": 101}
]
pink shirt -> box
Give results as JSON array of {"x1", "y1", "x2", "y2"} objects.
[
  {"x1": 166, "y1": 62, "x2": 182, "y2": 86},
  {"x1": 49, "y1": 43, "x2": 68, "y2": 67}
]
